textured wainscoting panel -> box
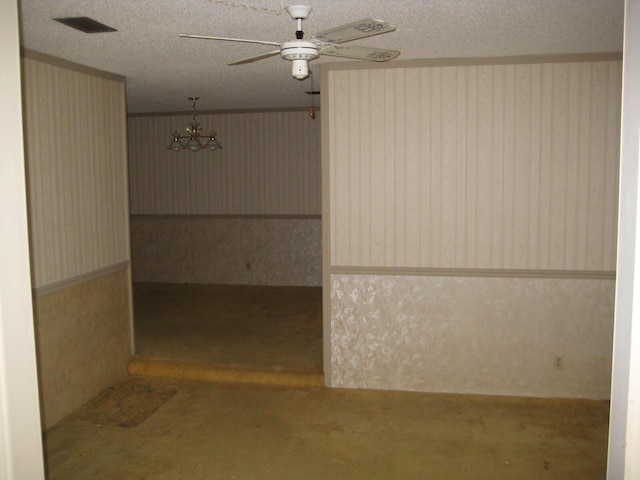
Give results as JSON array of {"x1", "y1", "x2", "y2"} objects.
[
  {"x1": 33, "y1": 267, "x2": 132, "y2": 429},
  {"x1": 21, "y1": 56, "x2": 130, "y2": 289},
  {"x1": 327, "y1": 60, "x2": 621, "y2": 271},
  {"x1": 330, "y1": 273, "x2": 615, "y2": 399},
  {"x1": 131, "y1": 216, "x2": 322, "y2": 286},
  {"x1": 128, "y1": 110, "x2": 321, "y2": 215}
]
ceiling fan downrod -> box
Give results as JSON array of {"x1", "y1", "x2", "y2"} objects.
[{"x1": 281, "y1": 5, "x2": 317, "y2": 80}]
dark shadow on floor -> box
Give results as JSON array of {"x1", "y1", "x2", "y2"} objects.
[{"x1": 132, "y1": 283, "x2": 323, "y2": 374}]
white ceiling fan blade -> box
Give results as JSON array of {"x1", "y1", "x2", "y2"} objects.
[
  {"x1": 179, "y1": 34, "x2": 280, "y2": 47},
  {"x1": 229, "y1": 50, "x2": 281, "y2": 65},
  {"x1": 311, "y1": 18, "x2": 395, "y2": 45},
  {"x1": 319, "y1": 44, "x2": 400, "y2": 62}
]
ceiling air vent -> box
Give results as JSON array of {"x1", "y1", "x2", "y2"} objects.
[{"x1": 53, "y1": 17, "x2": 117, "y2": 34}]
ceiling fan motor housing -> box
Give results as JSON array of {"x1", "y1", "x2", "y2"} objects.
[{"x1": 280, "y1": 40, "x2": 319, "y2": 79}]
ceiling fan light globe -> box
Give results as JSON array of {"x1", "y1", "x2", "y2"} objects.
[{"x1": 291, "y1": 59, "x2": 309, "y2": 80}]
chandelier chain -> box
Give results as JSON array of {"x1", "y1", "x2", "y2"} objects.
[{"x1": 206, "y1": 0, "x2": 287, "y2": 15}]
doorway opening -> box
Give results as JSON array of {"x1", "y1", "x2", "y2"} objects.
[{"x1": 130, "y1": 282, "x2": 323, "y2": 382}]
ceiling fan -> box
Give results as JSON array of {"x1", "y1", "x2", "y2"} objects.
[{"x1": 179, "y1": 5, "x2": 400, "y2": 80}]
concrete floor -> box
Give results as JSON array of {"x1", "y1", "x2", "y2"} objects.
[{"x1": 42, "y1": 283, "x2": 611, "y2": 479}]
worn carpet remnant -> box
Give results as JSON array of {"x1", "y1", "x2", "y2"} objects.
[{"x1": 71, "y1": 378, "x2": 177, "y2": 428}]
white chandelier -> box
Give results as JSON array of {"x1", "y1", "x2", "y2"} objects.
[{"x1": 168, "y1": 97, "x2": 222, "y2": 152}]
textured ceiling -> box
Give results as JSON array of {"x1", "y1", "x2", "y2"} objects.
[{"x1": 18, "y1": 0, "x2": 624, "y2": 113}]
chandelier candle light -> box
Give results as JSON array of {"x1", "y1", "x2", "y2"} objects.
[{"x1": 168, "y1": 97, "x2": 222, "y2": 152}]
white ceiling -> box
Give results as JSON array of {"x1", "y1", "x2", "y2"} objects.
[{"x1": 18, "y1": 0, "x2": 624, "y2": 113}]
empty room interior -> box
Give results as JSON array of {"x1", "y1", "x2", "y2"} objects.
[{"x1": 4, "y1": 0, "x2": 640, "y2": 478}]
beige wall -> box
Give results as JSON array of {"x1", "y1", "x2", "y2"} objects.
[
  {"x1": 323, "y1": 55, "x2": 621, "y2": 399},
  {"x1": 328, "y1": 59, "x2": 620, "y2": 270},
  {"x1": 22, "y1": 54, "x2": 130, "y2": 288},
  {"x1": 33, "y1": 268, "x2": 132, "y2": 429},
  {"x1": 128, "y1": 110, "x2": 322, "y2": 285},
  {"x1": 330, "y1": 273, "x2": 614, "y2": 399},
  {"x1": 128, "y1": 110, "x2": 320, "y2": 215},
  {"x1": 131, "y1": 215, "x2": 321, "y2": 286},
  {"x1": 21, "y1": 51, "x2": 132, "y2": 427}
]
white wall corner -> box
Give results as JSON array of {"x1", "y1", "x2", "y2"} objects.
[
  {"x1": 0, "y1": 1, "x2": 46, "y2": 479},
  {"x1": 608, "y1": 0, "x2": 640, "y2": 478}
]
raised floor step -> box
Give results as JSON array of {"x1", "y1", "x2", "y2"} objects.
[{"x1": 128, "y1": 356, "x2": 325, "y2": 387}]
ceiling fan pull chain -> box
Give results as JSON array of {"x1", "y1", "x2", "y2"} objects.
[{"x1": 207, "y1": 0, "x2": 287, "y2": 16}]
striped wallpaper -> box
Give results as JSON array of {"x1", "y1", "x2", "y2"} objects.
[
  {"x1": 327, "y1": 59, "x2": 622, "y2": 271},
  {"x1": 21, "y1": 55, "x2": 130, "y2": 288},
  {"x1": 128, "y1": 110, "x2": 321, "y2": 215}
]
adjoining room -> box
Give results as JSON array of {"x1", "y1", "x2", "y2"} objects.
[{"x1": 127, "y1": 107, "x2": 323, "y2": 383}]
